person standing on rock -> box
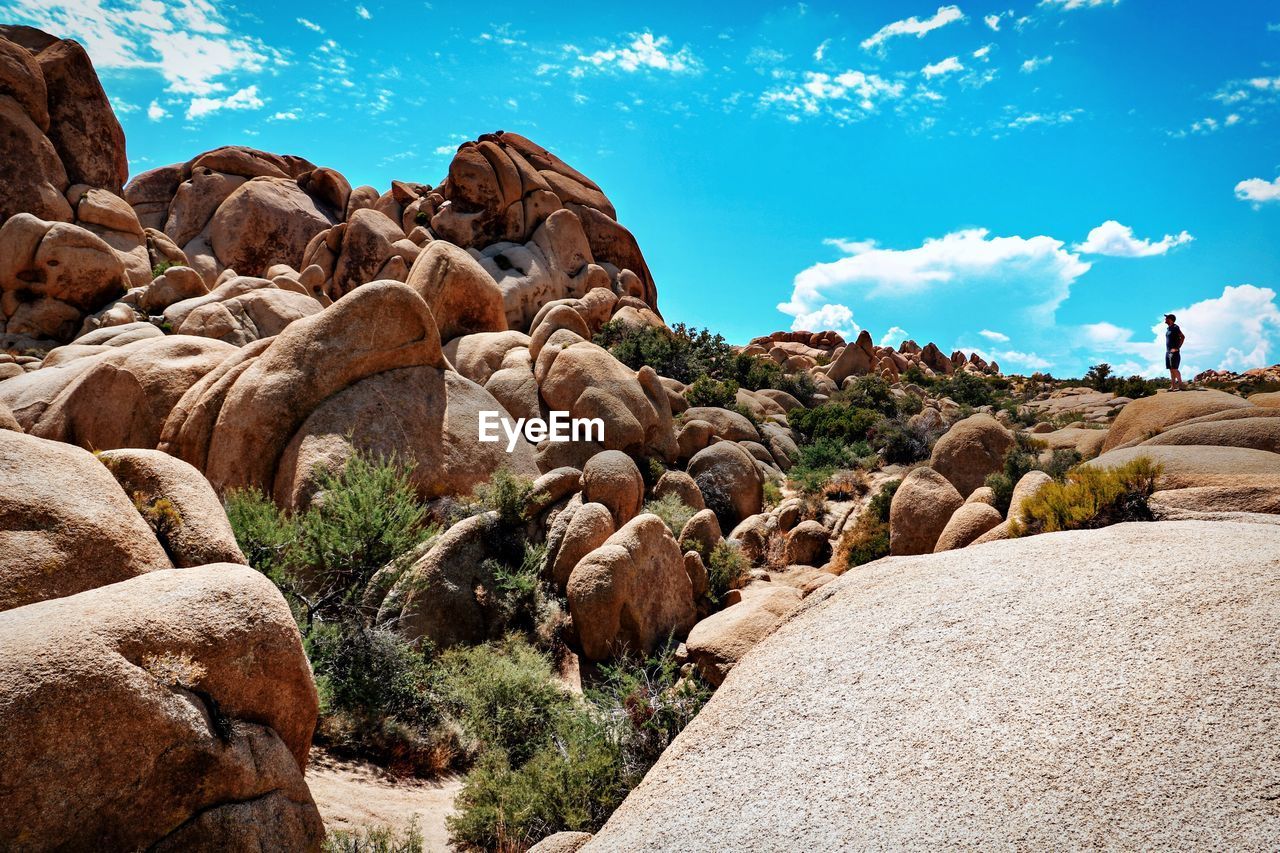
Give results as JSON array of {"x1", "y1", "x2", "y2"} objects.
[{"x1": 1164, "y1": 313, "x2": 1185, "y2": 390}]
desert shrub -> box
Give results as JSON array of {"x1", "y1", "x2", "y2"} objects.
[
  {"x1": 762, "y1": 477, "x2": 783, "y2": 508},
  {"x1": 832, "y1": 480, "x2": 899, "y2": 573},
  {"x1": 839, "y1": 376, "x2": 898, "y2": 417},
  {"x1": 151, "y1": 259, "x2": 175, "y2": 278},
  {"x1": 896, "y1": 393, "x2": 924, "y2": 416},
  {"x1": 1112, "y1": 374, "x2": 1165, "y2": 400},
  {"x1": 787, "y1": 464, "x2": 831, "y2": 498},
  {"x1": 1012, "y1": 458, "x2": 1161, "y2": 536},
  {"x1": 1084, "y1": 362, "x2": 1114, "y2": 392},
  {"x1": 448, "y1": 712, "x2": 628, "y2": 853},
  {"x1": 643, "y1": 493, "x2": 697, "y2": 537},
  {"x1": 983, "y1": 434, "x2": 1046, "y2": 516},
  {"x1": 323, "y1": 819, "x2": 425, "y2": 853},
  {"x1": 788, "y1": 403, "x2": 882, "y2": 445},
  {"x1": 438, "y1": 636, "x2": 573, "y2": 768},
  {"x1": 685, "y1": 375, "x2": 738, "y2": 408},
  {"x1": 224, "y1": 487, "x2": 297, "y2": 576},
  {"x1": 1042, "y1": 448, "x2": 1083, "y2": 480},
  {"x1": 594, "y1": 322, "x2": 731, "y2": 384},
  {"x1": 796, "y1": 436, "x2": 869, "y2": 471},
  {"x1": 872, "y1": 416, "x2": 935, "y2": 464},
  {"x1": 706, "y1": 541, "x2": 749, "y2": 605},
  {"x1": 934, "y1": 371, "x2": 997, "y2": 408},
  {"x1": 485, "y1": 542, "x2": 557, "y2": 641},
  {"x1": 824, "y1": 468, "x2": 870, "y2": 501},
  {"x1": 473, "y1": 465, "x2": 535, "y2": 532}
]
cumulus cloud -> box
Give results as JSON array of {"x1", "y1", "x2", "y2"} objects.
[
  {"x1": 879, "y1": 326, "x2": 910, "y2": 346},
  {"x1": 147, "y1": 99, "x2": 168, "y2": 121},
  {"x1": 973, "y1": 45, "x2": 992, "y2": 59},
  {"x1": 1021, "y1": 56, "x2": 1053, "y2": 73},
  {"x1": 1075, "y1": 220, "x2": 1194, "y2": 257},
  {"x1": 791, "y1": 303, "x2": 859, "y2": 337},
  {"x1": 1235, "y1": 176, "x2": 1280, "y2": 205},
  {"x1": 577, "y1": 32, "x2": 698, "y2": 73},
  {"x1": 8, "y1": 0, "x2": 285, "y2": 98},
  {"x1": 979, "y1": 329, "x2": 1010, "y2": 342},
  {"x1": 186, "y1": 84, "x2": 263, "y2": 119},
  {"x1": 779, "y1": 229, "x2": 1091, "y2": 342},
  {"x1": 1082, "y1": 285, "x2": 1280, "y2": 376},
  {"x1": 922, "y1": 56, "x2": 963, "y2": 78},
  {"x1": 355, "y1": 5, "x2": 371, "y2": 19},
  {"x1": 862, "y1": 5, "x2": 964, "y2": 51}
]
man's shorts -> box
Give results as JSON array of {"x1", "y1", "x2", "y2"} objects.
[{"x1": 1166, "y1": 350, "x2": 1181, "y2": 370}]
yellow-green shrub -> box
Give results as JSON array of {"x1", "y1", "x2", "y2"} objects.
[{"x1": 1012, "y1": 458, "x2": 1161, "y2": 536}]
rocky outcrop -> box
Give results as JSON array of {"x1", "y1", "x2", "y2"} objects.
[
  {"x1": 889, "y1": 466, "x2": 964, "y2": 556},
  {"x1": 929, "y1": 413, "x2": 1014, "y2": 497},
  {"x1": 1103, "y1": 389, "x2": 1253, "y2": 452},
  {"x1": 0, "y1": 564, "x2": 322, "y2": 852},
  {"x1": 585, "y1": 521, "x2": 1280, "y2": 851}
]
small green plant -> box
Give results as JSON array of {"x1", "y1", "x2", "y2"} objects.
[
  {"x1": 473, "y1": 465, "x2": 535, "y2": 532},
  {"x1": 788, "y1": 403, "x2": 882, "y2": 445},
  {"x1": 323, "y1": 819, "x2": 425, "y2": 853},
  {"x1": 832, "y1": 479, "x2": 898, "y2": 573},
  {"x1": 762, "y1": 477, "x2": 783, "y2": 508},
  {"x1": 132, "y1": 494, "x2": 183, "y2": 546},
  {"x1": 643, "y1": 493, "x2": 698, "y2": 537},
  {"x1": 706, "y1": 541, "x2": 749, "y2": 605},
  {"x1": 684, "y1": 375, "x2": 739, "y2": 408},
  {"x1": 413, "y1": 210, "x2": 430, "y2": 226},
  {"x1": 1012, "y1": 458, "x2": 1162, "y2": 536},
  {"x1": 594, "y1": 322, "x2": 732, "y2": 384},
  {"x1": 151, "y1": 259, "x2": 175, "y2": 278}
]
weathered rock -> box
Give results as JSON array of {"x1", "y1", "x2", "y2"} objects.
[
  {"x1": 1149, "y1": 485, "x2": 1280, "y2": 517},
  {"x1": 1008, "y1": 470, "x2": 1053, "y2": 524},
  {"x1": 1103, "y1": 389, "x2": 1253, "y2": 452},
  {"x1": 0, "y1": 93, "x2": 71, "y2": 222},
  {"x1": 934, "y1": 502, "x2": 1004, "y2": 552},
  {"x1": 209, "y1": 178, "x2": 337, "y2": 277},
  {"x1": 1035, "y1": 425, "x2": 1109, "y2": 459},
  {"x1": 683, "y1": 585, "x2": 802, "y2": 687},
  {"x1": 0, "y1": 430, "x2": 171, "y2": 612},
  {"x1": 889, "y1": 466, "x2": 964, "y2": 556},
  {"x1": 688, "y1": 441, "x2": 764, "y2": 530},
  {"x1": 653, "y1": 469, "x2": 705, "y2": 510},
  {"x1": 0, "y1": 564, "x2": 322, "y2": 852},
  {"x1": 549, "y1": 501, "x2": 615, "y2": 590},
  {"x1": 97, "y1": 449, "x2": 246, "y2": 568},
  {"x1": 929, "y1": 414, "x2": 1015, "y2": 497},
  {"x1": 1085, "y1": 445, "x2": 1280, "y2": 490},
  {"x1": 529, "y1": 832, "x2": 594, "y2": 853},
  {"x1": 406, "y1": 240, "x2": 508, "y2": 341},
  {"x1": 567, "y1": 514, "x2": 697, "y2": 661},
  {"x1": 581, "y1": 450, "x2": 644, "y2": 527},
  {"x1": 1138, "y1": 416, "x2": 1280, "y2": 454},
  {"x1": 175, "y1": 288, "x2": 323, "y2": 346},
  {"x1": 782, "y1": 520, "x2": 830, "y2": 566},
  {"x1": 681, "y1": 406, "x2": 759, "y2": 443},
  {"x1": 585, "y1": 521, "x2": 1280, "y2": 851}
]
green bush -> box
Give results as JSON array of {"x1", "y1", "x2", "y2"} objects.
[
  {"x1": 1013, "y1": 458, "x2": 1161, "y2": 536},
  {"x1": 872, "y1": 416, "x2": 935, "y2": 464},
  {"x1": 934, "y1": 371, "x2": 997, "y2": 408},
  {"x1": 706, "y1": 541, "x2": 749, "y2": 605},
  {"x1": 786, "y1": 464, "x2": 831, "y2": 498},
  {"x1": 839, "y1": 376, "x2": 898, "y2": 417},
  {"x1": 762, "y1": 477, "x2": 783, "y2": 508},
  {"x1": 151, "y1": 259, "x2": 175, "y2": 278},
  {"x1": 594, "y1": 322, "x2": 731, "y2": 384},
  {"x1": 684, "y1": 375, "x2": 739, "y2": 408},
  {"x1": 643, "y1": 493, "x2": 698, "y2": 537},
  {"x1": 984, "y1": 435, "x2": 1080, "y2": 515},
  {"x1": 438, "y1": 636, "x2": 573, "y2": 768},
  {"x1": 323, "y1": 819, "x2": 425, "y2": 853},
  {"x1": 788, "y1": 403, "x2": 883, "y2": 445},
  {"x1": 796, "y1": 436, "x2": 869, "y2": 471},
  {"x1": 223, "y1": 487, "x2": 298, "y2": 578},
  {"x1": 833, "y1": 479, "x2": 898, "y2": 573}
]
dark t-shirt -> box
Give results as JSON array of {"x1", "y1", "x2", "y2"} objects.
[{"x1": 1166, "y1": 324, "x2": 1183, "y2": 351}]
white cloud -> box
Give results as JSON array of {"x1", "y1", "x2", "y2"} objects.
[
  {"x1": 186, "y1": 84, "x2": 264, "y2": 119},
  {"x1": 577, "y1": 32, "x2": 698, "y2": 73},
  {"x1": 297, "y1": 17, "x2": 323, "y2": 32},
  {"x1": 761, "y1": 70, "x2": 904, "y2": 120},
  {"x1": 1235, "y1": 176, "x2": 1280, "y2": 205},
  {"x1": 880, "y1": 326, "x2": 910, "y2": 346},
  {"x1": 146, "y1": 99, "x2": 168, "y2": 121},
  {"x1": 984, "y1": 13, "x2": 1003, "y2": 30},
  {"x1": 791, "y1": 303, "x2": 859, "y2": 337},
  {"x1": 973, "y1": 45, "x2": 992, "y2": 59},
  {"x1": 861, "y1": 5, "x2": 964, "y2": 51},
  {"x1": 1021, "y1": 55, "x2": 1053, "y2": 73},
  {"x1": 922, "y1": 56, "x2": 963, "y2": 78},
  {"x1": 355, "y1": 5, "x2": 371, "y2": 20},
  {"x1": 1084, "y1": 285, "x2": 1280, "y2": 376},
  {"x1": 110, "y1": 96, "x2": 138, "y2": 114},
  {"x1": 269, "y1": 110, "x2": 298, "y2": 121},
  {"x1": 1075, "y1": 220, "x2": 1193, "y2": 257},
  {"x1": 1040, "y1": 0, "x2": 1120, "y2": 8},
  {"x1": 779, "y1": 229, "x2": 1091, "y2": 336},
  {"x1": 8, "y1": 0, "x2": 285, "y2": 98},
  {"x1": 814, "y1": 39, "x2": 830, "y2": 61},
  {"x1": 979, "y1": 329, "x2": 1010, "y2": 342},
  {"x1": 1006, "y1": 109, "x2": 1081, "y2": 129}
]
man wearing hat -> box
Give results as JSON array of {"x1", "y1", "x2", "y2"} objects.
[{"x1": 1164, "y1": 313, "x2": 1185, "y2": 391}]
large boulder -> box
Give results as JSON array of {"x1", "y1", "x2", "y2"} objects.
[
  {"x1": 97, "y1": 449, "x2": 246, "y2": 568},
  {"x1": 933, "y1": 502, "x2": 1003, "y2": 552},
  {"x1": 567, "y1": 514, "x2": 697, "y2": 661},
  {"x1": 175, "y1": 288, "x2": 324, "y2": 346},
  {"x1": 1084, "y1": 445, "x2": 1280, "y2": 490},
  {"x1": 0, "y1": 564, "x2": 322, "y2": 851},
  {"x1": 889, "y1": 466, "x2": 964, "y2": 556},
  {"x1": 1138, "y1": 416, "x2": 1280, "y2": 454},
  {"x1": 548, "y1": 501, "x2": 616, "y2": 590},
  {"x1": 581, "y1": 449, "x2": 644, "y2": 527},
  {"x1": 584, "y1": 521, "x2": 1280, "y2": 851},
  {"x1": 405, "y1": 240, "x2": 508, "y2": 342},
  {"x1": 1103, "y1": 389, "x2": 1253, "y2": 452},
  {"x1": 929, "y1": 414, "x2": 1015, "y2": 497},
  {"x1": 0, "y1": 430, "x2": 171, "y2": 612},
  {"x1": 209, "y1": 177, "x2": 337, "y2": 277},
  {"x1": 683, "y1": 584, "x2": 802, "y2": 687},
  {"x1": 687, "y1": 442, "x2": 764, "y2": 530}
]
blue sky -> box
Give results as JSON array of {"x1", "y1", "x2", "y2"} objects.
[{"x1": 6, "y1": 0, "x2": 1279, "y2": 377}]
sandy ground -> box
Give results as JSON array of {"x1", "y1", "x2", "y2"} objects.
[{"x1": 306, "y1": 749, "x2": 463, "y2": 851}]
